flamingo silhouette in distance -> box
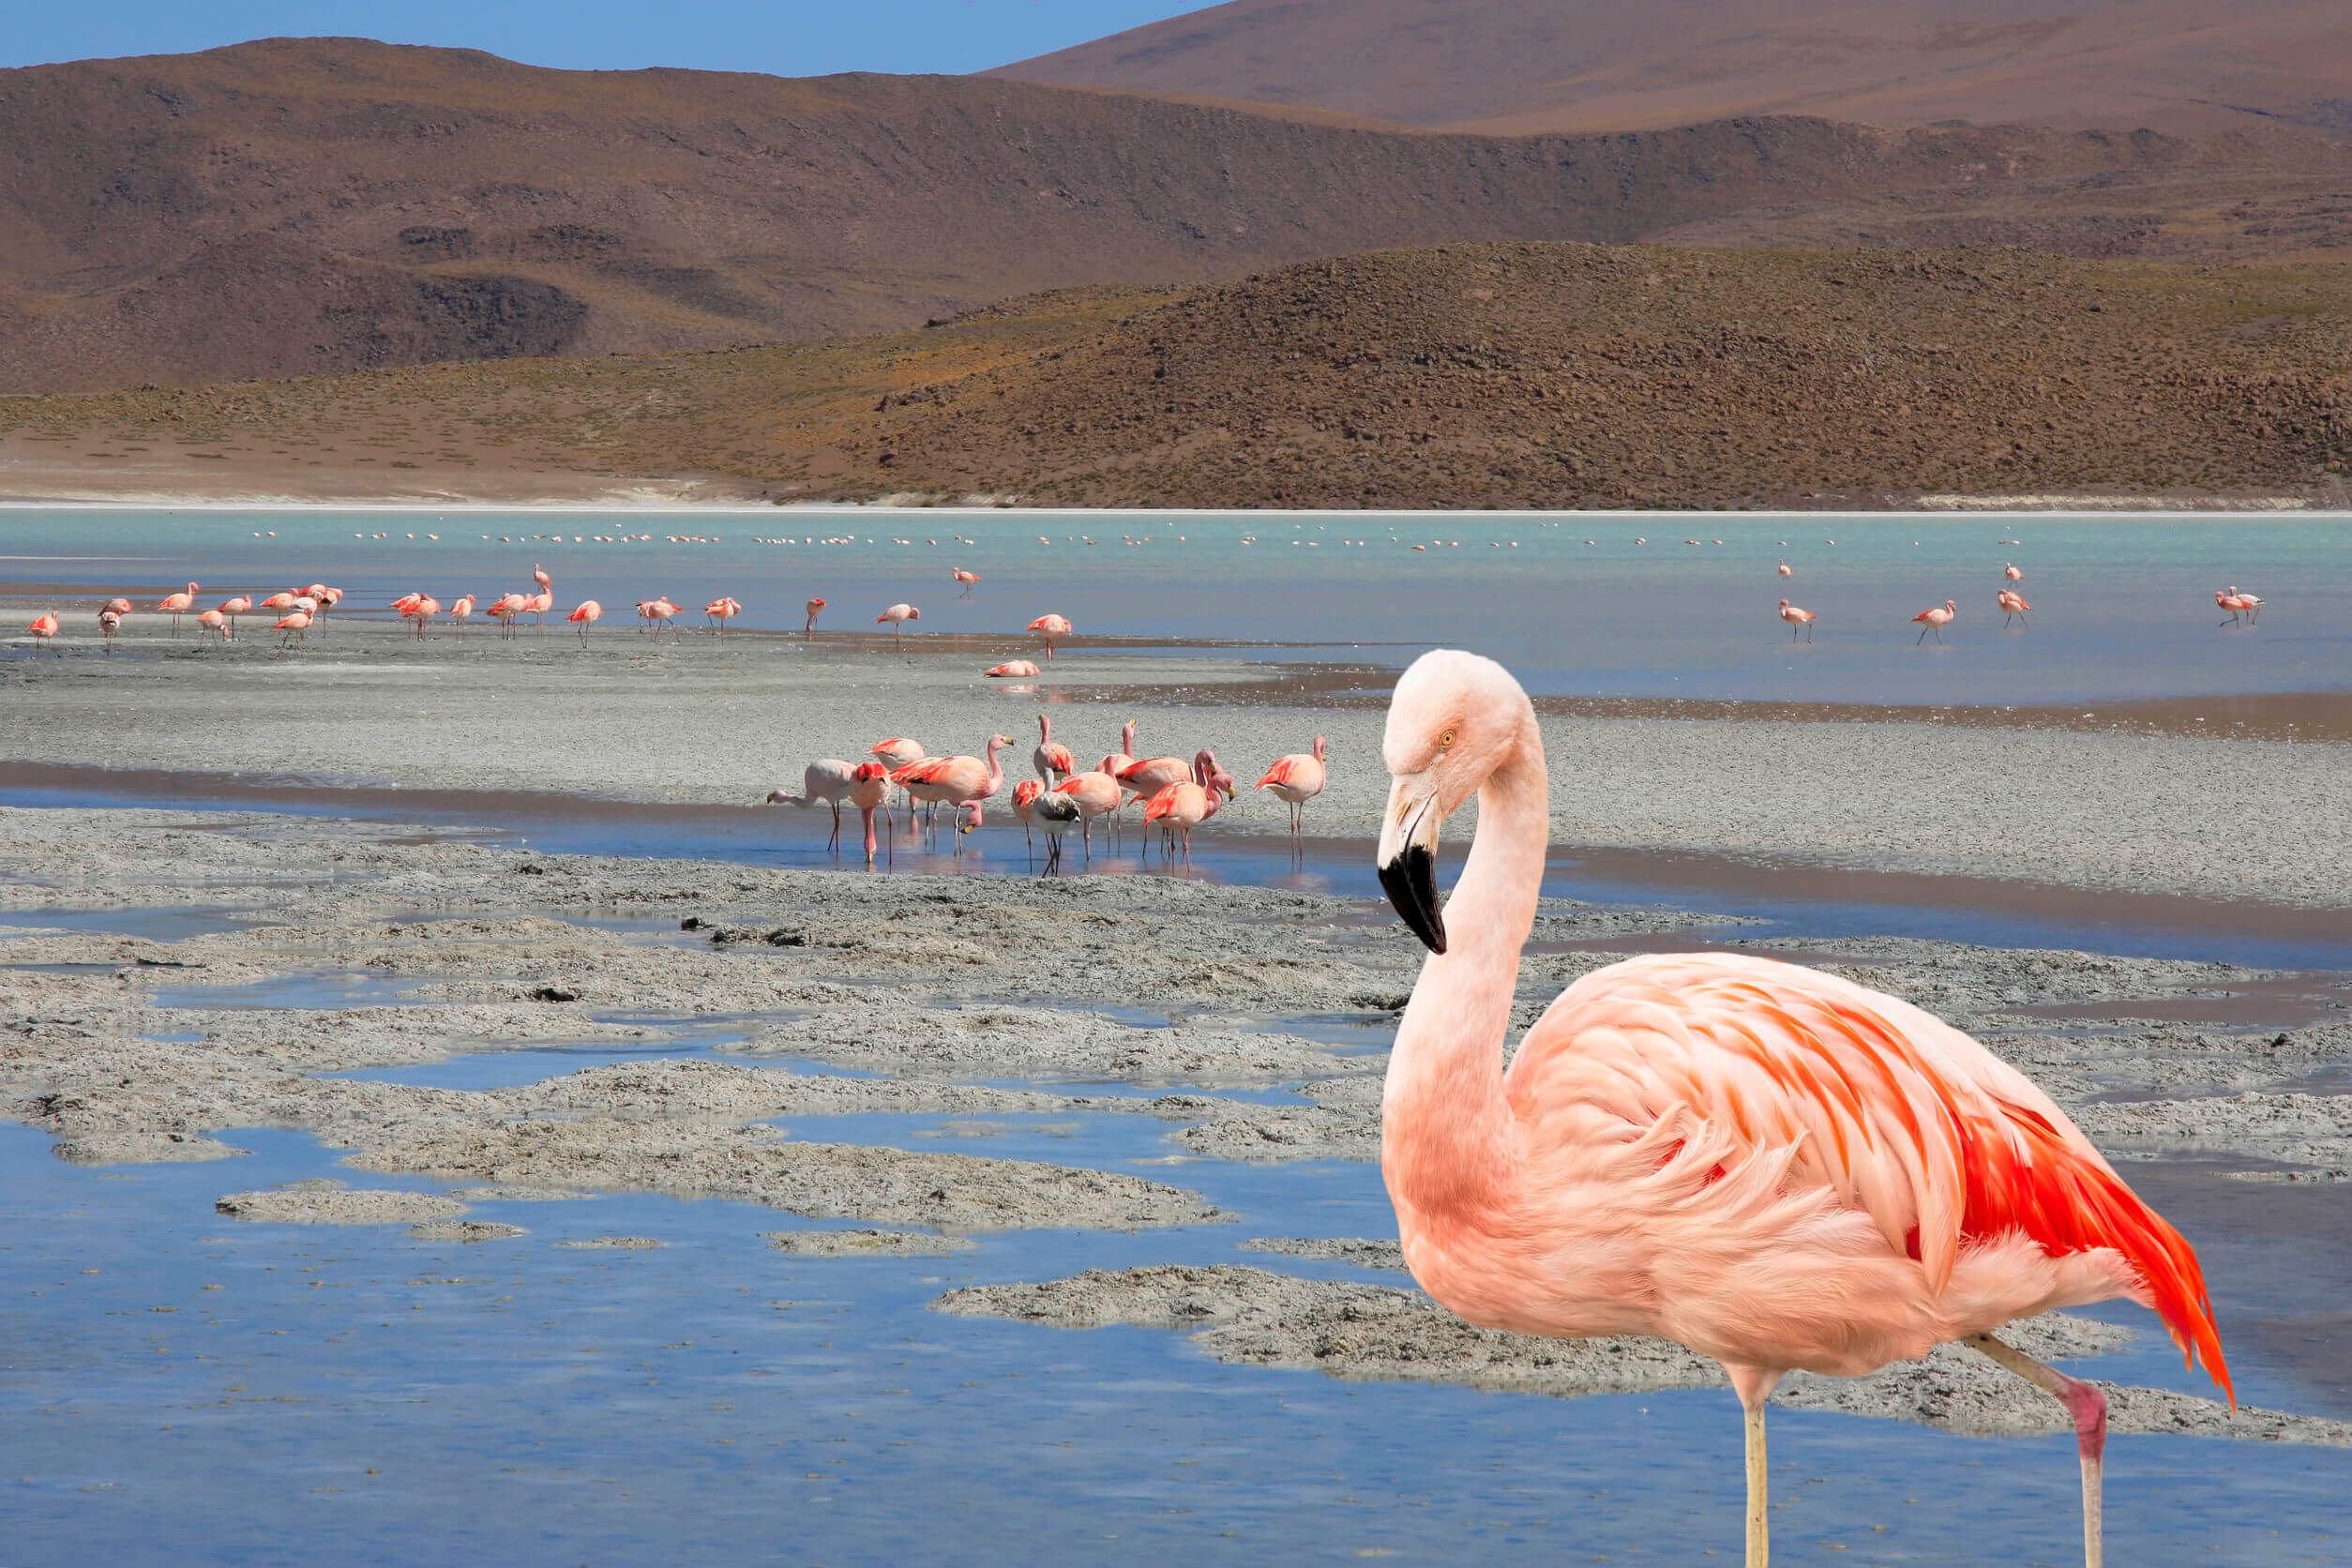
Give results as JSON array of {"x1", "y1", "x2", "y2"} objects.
[{"x1": 1372, "y1": 650, "x2": 2227, "y2": 1568}]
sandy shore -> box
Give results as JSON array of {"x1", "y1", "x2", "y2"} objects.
[
  {"x1": 4, "y1": 618, "x2": 2348, "y2": 909},
  {"x1": 3, "y1": 803, "x2": 2347, "y2": 1442}
]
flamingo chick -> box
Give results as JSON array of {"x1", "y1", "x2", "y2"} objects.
[
  {"x1": 1033, "y1": 785, "x2": 1082, "y2": 867},
  {"x1": 1777, "y1": 599, "x2": 1816, "y2": 641},
  {"x1": 1912, "y1": 599, "x2": 1956, "y2": 644},
  {"x1": 1256, "y1": 735, "x2": 1327, "y2": 841},
  {"x1": 1372, "y1": 650, "x2": 2228, "y2": 1568}
]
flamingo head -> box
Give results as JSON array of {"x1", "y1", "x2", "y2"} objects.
[
  {"x1": 852, "y1": 761, "x2": 888, "y2": 783},
  {"x1": 956, "y1": 800, "x2": 983, "y2": 834},
  {"x1": 1312, "y1": 735, "x2": 1327, "y2": 763},
  {"x1": 1376, "y1": 649, "x2": 1537, "y2": 954}
]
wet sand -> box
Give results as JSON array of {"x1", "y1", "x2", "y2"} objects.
[
  {"x1": 3, "y1": 802, "x2": 2347, "y2": 1450},
  {"x1": 4, "y1": 618, "x2": 2350, "y2": 909}
]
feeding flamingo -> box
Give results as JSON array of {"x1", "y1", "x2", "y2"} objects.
[
  {"x1": 216, "y1": 596, "x2": 251, "y2": 633},
  {"x1": 871, "y1": 737, "x2": 929, "y2": 823},
  {"x1": 272, "y1": 610, "x2": 313, "y2": 647},
  {"x1": 1256, "y1": 735, "x2": 1327, "y2": 843},
  {"x1": 567, "y1": 600, "x2": 602, "y2": 643},
  {"x1": 1912, "y1": 599, "x2": 1956, "y2": 644},
  {"x1": 155, "y1": 582, "x2": 199, "y2": 635},
  {"x1": 1141, "y1": 753, "x2": 1232, "y2": 865},
  {"x1": 1999, "y1": 588, "x2": 2032, "y2": 628},
  {"x1": 2224, "y1": 586, "x2": 2264, "y2": 625},
  {"x1": 952, "y1": 567, "x2": 981, "y2": 596},
  {"x1": 877, "y1": 603, "x2": 920, "y2": 644},
  {"x1": 890, "y1": 735, "x2": 1010, "y2": 843},
  {"x1": 1777, "y1": 599, "x2": 1816, "y2": 641},
  {"x1": 1033, "y1": 713, "x2": 1077, "y2": 783},
  {"x1": 769, "y1": 760, "x2": 860, "y2": 852},
  {"x1": 704, "y1": 596, "x2": 742, "y2": 633},
  {"x1": 98, "y1": 609, "x2": 121, "y2": 652},
  {"x1": 637, "y1": 596, "x2": 682, "y2": 640},
  {"x1": 848, "y1": 761, "x2": 894, "y2": 864},
  {"x1": 102, "y1": 596, "x2": 132, "y2": 620},
  {"x1": 25, "y1": 611, "x2": 60, "y2": 655},
  {"x1": 1371, "y1": 650, "x2": 2226, "y2": 1568},
  {"x1": 1052, "y1": 769, "x2": 1123, "y2": 861},
  {"x1": 195, "y1": 608, "x2": 230, "y2": 643},
  {"x1": 1027, "y1": 612, "x2": 1072, "y2": 659},
  {"x1": 985, "y1": 659, "x2": 1041, "y2": 679},
  {"x1": 805, "y1": 598, "x2": 826, "y2": 638}
]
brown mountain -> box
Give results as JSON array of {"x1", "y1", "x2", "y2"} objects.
[
  {"x1": 4, "y1": 38, "x2": 2350, "y2": 396},
  {"x1": 8, "y1": 244, "x2": 2346, "y2": 509},
  {"x1": 993, "y1": 0, "x2": 2352, "y2": 140}
]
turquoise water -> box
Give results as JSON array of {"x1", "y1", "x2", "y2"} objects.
[{"x1": 4, "y1": 505, "x2": 2347, "y2": 701}]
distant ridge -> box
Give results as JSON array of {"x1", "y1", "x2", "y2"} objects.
[
  {"x1": 993, "y1": 0, "x2": 2352, "y2": 140},
  {"x1": 3, "y1": 38, "x2": 2348, "y2": 394}
]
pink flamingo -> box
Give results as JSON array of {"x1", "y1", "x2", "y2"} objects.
[
  {"x1": 637, "y1": 596, "x2": 681, "y2": 641},
  {"x1": 2005, "y1": 562, "x2": 2025, "y2": 581},
  {"x1": 1372, "y1": 651, "x2": 2228, "y2": 1568},
  {"x1": 25, "y1": 611, "x2": 60, "y2": 655},
  {"x1": 1998, "y1": 588, "x2": 2032, "y2": 628},
  {"x1": 102, "y1": 596, "x2": 132, "y2": 620},
  {"x1": 1912, "y1": 598, "x2": 1956, "y2": 644},
  {"x1": 2224, "y1": 586, "x2": 2264, "y2": 625},
  {"x1": 527, "y1": 585, "x2": 554, "y2": 633},
  {"x1": 1777, "y1": 599, "x2": 1816, "y2": 641},
  {"x1": 155, "y1": 582, "x2": 199, "y2": 635},
  {"x1": 1257, "y1": 735, "x2": 1327, "y2": 843},
  {"x1": 486, "y1": 593, "x2": 525, "y2": 639},
  {"x1": 1027, "y1": 612, "x2": 1072, "y2": 659},
  {"x1": 302, "y1": 582, "x2": 330, "y2": 603},
  {"x1": 704, "y1": 596, "x2": 742, "y2": 633},
  {"x1": 1776, "y1": 562, "x2": 1791, "y2": 577},
  {"x1": 2215, "y1": 590, "x2": 2253, "y2": 626},
  {"x1": 446, "y1": 594, "x2": 475, "y2": 633},
  {"x1": 1033, "y1": 713, "x2": 1076, "y2": 783},
  {"x1": 216, "y1": 595, "x2": 251, "y2": 633},
  {"x1": 258, "y1": 591, "x2": 298, "y2": 615},
  {"x1": 403, "y1": 595, "x2": 441, "y2": 639},
  {"x1": 1052, "y1": 769, "x2": 1123, "y2": 860},
  {"x1": 871, "y1": 737, "x2": 929, "y2": 823},
  {"x1": 891, "y1": 735, "x2": 1010, "y2": 846},
  {"x1": 1012, "y1": 778, "x2": 1044, "y2": 859},
  {"x1": 1142, "y1": 753, "x2": 1231, "y2": 865},
  {"x1": 952, "y1": 567, "x2": 981, "y2": 596},
  {"x1": 805, "y1": 597, "x2": 826, "y2": 639},
  {"x1": 567, "y1": 600, "x2": 602, "y2": 643},
  {"x1": 1117, "y1": 746, "x2": 1220, "y2": 815},
  {"x1": 769, "y1": 759, "x2": 860, "y2": 852},
  {"x1": 849, "y1": 761, "x2": 893, "y2": 864},
  {"x1": 98, "y1": 608, "x2": 121, "y2": 652},
  {"x1": 195, "y1": 608, "x2": 230, "y2": 643},
  {"x1": 272, "y1": 610, "x2": 313, "y2": 647},
  {"x1": 876, "y1": 603, "x2": 920, "y2": 645},
  {"x1": 985, "y1": 659, "x2": 1041, "y2": 679}
]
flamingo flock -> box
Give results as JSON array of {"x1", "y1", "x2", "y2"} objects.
[
  {"x1": 1772, "y1": 556, "x2": 2272, "y2": 646},
  {"x1": 767, "y1": 714, "x2": 1321, "y2": 869}
]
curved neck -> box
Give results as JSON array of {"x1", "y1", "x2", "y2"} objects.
[
  {"x1": 1382, "y1": 719, "x2": 1547, "y2": 1221},
  {"x1": 983, "y1": 737, "x2": 1005, "y2": 792}
]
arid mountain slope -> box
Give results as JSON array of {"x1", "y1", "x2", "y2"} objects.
[
  {"x1": 4, "y1": 38, "x2": 2350, "y2": 394},
  {"x1": 995, "y1": 0, "x2": 2352, "y2": 139},
  {"x1": 8, "y1": 246, "x2": 2347, "y2": 509}
]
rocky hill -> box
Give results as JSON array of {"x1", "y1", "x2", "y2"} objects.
[
  {"x1": 7, "y1": 244, "x2": 2346, "y2": 509},
  {"x1": 996, "y1": 0, "x2": 2352, "y2": 140},
  {"x1": 4, "y1": 38, "x2": 2349, "y2": 394}
]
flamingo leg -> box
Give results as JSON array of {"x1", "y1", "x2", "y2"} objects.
[
  {"x1": 1966, "y1": 1334, "x2": 2105, "y2": 1568},
  {"x1": 830, "y1": 801, "x2": 842, "y2": 852}
]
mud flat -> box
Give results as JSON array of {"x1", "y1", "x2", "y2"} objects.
[{"x1": 3, "y1": 619, "x2": 2350, "y2": 906}]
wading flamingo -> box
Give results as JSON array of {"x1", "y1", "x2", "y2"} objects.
[
  {"x1": 25, "y1": 611, "x2": 60, "y2": 655},
  {"x1": 871, "y1": 737, "x2": 929, "y2": 823},
  {"x1": 272, "y1": 609, "x2": 313, "y2": 647},
  {"x1": 1052, "y1": 769, "x2": 1123, "y2": 861},
  {"x1": 769, "y1": 760, "x2": 859, "y2": 852},
  {"x1": 1141, "y1": 753, "x2": 1231, "y2": 865},
  {"x1": 2215, "y1": 590, "x2": 2254, "y2": 627},
  {"x1": 1912, "y1": 599, "x2": 1956, "y2": 644},
  {"x1": 849, "y1": 761, "x2": 893, "y2": 865},
  {"x1": 1033, "y1": 713, "x2": 1077, "y2": 783},
  {"x1": 1027, "y1": 612, "x2": 1072, "y2": 659},
  {"x1": 1998, "y1": 588, "x2": 2032, "y2": 628},
  {"x1": 156, "y1": 582, "x2": 199, "y2": 635},
  {"x1": 1117, "y1": 746, "x2": 1223, "y2": 816},
  {"x1": 877, "y1": 603, "x2": 920, "y2": 644},
  {"x1": 217, "y1": 595, "x2": 251, "y2": 633},
  {"x1": 805, "y1": 598, "x2": 826, "y2": 639},
  {"x1": 704, "y1": 596, "x2": 742, "y2": 633},
  {"x1": 567, "y1": 600, "x2": 602, "y2": 643},
  {"x1": 1257, "y1": 735, "x2": 1327, "y2": 843},
  {"x1": 195, "y1": 608, "x2": 230, "y2": 643},
  {"x1": 1776, "y1": 562, "x2": 1791, "y2": 577},
  {"x1": 2224, "y1": 586, "x2": 2263, "y2": 625},
  {"x1": 952, "y1": 567, "x2": 980, "y2": 596},
  {"x1": 985, "y1": 659, "x2": 1041, "y2": 679},
  {"x1": 891, "y1": 735, "x2": 1010, "y2": 843},
  {"x1": 1011, "y1": 778, "x2": 1044, "y2": 859},
  {"x1": 98, "y1": 608, "x2": 121, "y2": 652},
  {"x1": 2005, "y1": 562, "x2": 2025, "y2": 581},
  {"x1": 1372, "y1": 650, "x2": 2227, "y2": 1568},
  {"x1": 1777, "y1": 599, "x2": 1816, "y2": 641},
  {"x1": 1033, "y1": 785, "x2": 1082, "y2": 867}
]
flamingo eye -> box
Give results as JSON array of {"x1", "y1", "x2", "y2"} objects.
[{"x1": 1439, "y1": 730, "x2": 1455, "y2": 748}]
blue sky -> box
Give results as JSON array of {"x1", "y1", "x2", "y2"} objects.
[{"x1": 3, "y1": 1, "x2": 1206, "y2": 76}]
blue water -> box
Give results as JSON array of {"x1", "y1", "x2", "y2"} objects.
[{"x1": 5, "y1": 505, "x2": 2349, "y2": 702}]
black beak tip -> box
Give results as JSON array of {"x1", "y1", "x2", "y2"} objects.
[{"x1": 1379, "y1": 844, "x2": 1447, "y2": 954}]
